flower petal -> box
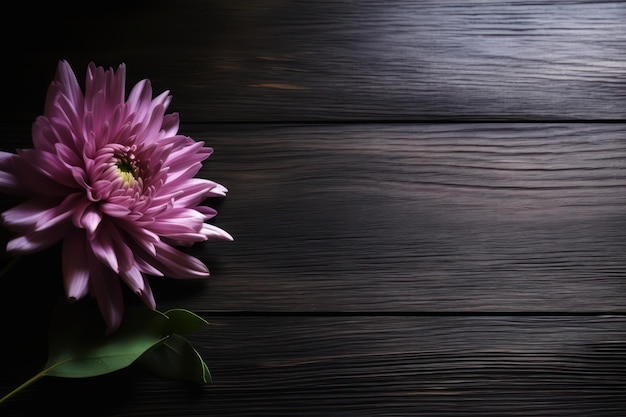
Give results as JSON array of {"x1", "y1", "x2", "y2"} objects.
[
  {"x1": 62, "y1": 228, "x2": 90, "y2": 301},
  {"x1": 149, "y1": 208, "x2": 204, "y2": 235},
  {"x1": 161, "y1": 113, "x2": 179, "y2": 137},
  {"x1": 0, "y1": 152, "x2": 23, "y2": 195},
  {"x1": 150, "y1": 241, "x2": 210, "y2": 278},
  {"x1": 89, "y1": 260, "x2": 124, "y2": 334},
  {"x1": 1, "y1": 199, "x2": 48, "y2": 231},
  {"x1": 166, "y1": 178, "x2": 227, "y2": 208},
  {"x1": 73, "y1": 202, "x2": 103, "y2": 236},
  {"x1": 202, "y1": 223, "x2": 234, "y2": 241},
  {"x1": 89, "y1": 226, "x2": 120, "y2": 273},
  {"x1": 90, "y1": 219, "x2": 135, "y2": 273},
  {"x1": 195, "y1": 206, "x2": 218, "y2": 220},
  {"x1": 53, "y1": 60, "x2": 85, "y2": 116},
  {"x1": 11, "y1": 151, "x2": 73, "y2": 196},
  {"x1": 100, "y1": 202, "x2": 131, "y2": 217},
  {"x1": 5, "y1": 221, "x2": 67, "y2": 254},
  {"x1": 35, "y1": 192, "x2": 83, "y2": 232},
  {"x1": 138, "y1": 276, "x2": 156, "y2": 309},
  {"x1": 120, "y1": 264, "x2": 144, "y2": 294}
]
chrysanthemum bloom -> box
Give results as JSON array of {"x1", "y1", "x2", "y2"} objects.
[{"x1": 0, "y1": 60, "x2": 232, "y2": 333}]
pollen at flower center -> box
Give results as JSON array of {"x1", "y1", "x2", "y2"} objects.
[{"x1": 115, "y1": 155, "x2": 140, "y2": 184}]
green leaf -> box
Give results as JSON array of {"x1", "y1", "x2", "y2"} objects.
[
  {"x1": 44, "y1": 299, "x2": 169, "y2": 378},
  {"x1": 163, "y1": 309, "x2": 209, "y2": 335},
  {"x1": 1, "y1": 301, "x2": 211, "y2": 403},
  {"x1": 137, "y1": 334, "x2": 212, "y2": 384}
]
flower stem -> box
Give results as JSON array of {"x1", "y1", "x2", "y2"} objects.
[{"x1": 0, "y1": 369, "x2": 46, "y2": 404}]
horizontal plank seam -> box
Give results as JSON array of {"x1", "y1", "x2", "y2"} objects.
[
  {"x1": 3, "y1": 119, "x2": 625, "y2": 127},
  {"x1": 198, "y1": 311, "x2": 626, "y2": 318},
  {"x1": 179, "y1": 119, "x2": 626, "y2": 126}
]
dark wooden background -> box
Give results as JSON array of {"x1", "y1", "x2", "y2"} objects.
[{"x1": 1, "y1": 1, "x2": 626, "y2": 415}]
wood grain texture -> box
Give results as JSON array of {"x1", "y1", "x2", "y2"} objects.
[
  {"x1": 1, "y1": 122, "x2": 624, "y2": 312},
  {"x1": 2, "y1": 0, "x2": 625, "y2": 122},
  {"x1": 2, "y1": 315, "x2": 626, "y2": 416},
  {"x1": 172, "y1": 122, "x2": 626, "y2": 312}
]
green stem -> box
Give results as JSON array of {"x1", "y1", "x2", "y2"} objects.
[
  {"x1": 0, "y1": 358, "x2": 71, "y2": 405},
  {"x1": 0, "y1": 369, "x2": 46, "y2": 404}
]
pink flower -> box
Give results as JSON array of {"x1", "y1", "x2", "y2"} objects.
[{"x1": 0, "y1": 60, "x2": 232, "y2": 333}]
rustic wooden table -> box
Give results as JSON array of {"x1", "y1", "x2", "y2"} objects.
[{"x1": 1, "y1": 1, "x2": 625, "y2": 416}]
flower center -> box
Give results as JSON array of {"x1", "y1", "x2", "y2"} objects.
[{"x1": 115, "y1": 155, "x2": 139, "y2": 184}]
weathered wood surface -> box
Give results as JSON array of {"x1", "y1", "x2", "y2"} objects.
[
  {"x1": 179, "y1": 123, "x2": 626, "y2": 312},
  {"x1": 1, "y1": 121, "x2": 625, "y2": 415},
  {"x1": 2, "y1": 0, "x2": 626, "y2": 122},
  {"x1": 1, "y1": 0, "x2": 625, "y2": 416},
  {"x1": 2, "y1": 316, "x2": 626, "y2": 416}
]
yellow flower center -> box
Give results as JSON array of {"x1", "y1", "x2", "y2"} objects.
[{"x1": 116, "y1": 158, "x2": 138, "y2": 184}]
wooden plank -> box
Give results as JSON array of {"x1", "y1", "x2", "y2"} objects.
[
  {"x1": 2, "y1": 0, "x2": 626, "y2": 122},
  {"x1": 2, "y1": 315, "x2": 626, "y2": 416},
  {"x1": 1, "y1": 123, "x2": 625, "y2": 312},
  {"x1": 174, "y1": 122, "x2": 626, "y2": 312}
]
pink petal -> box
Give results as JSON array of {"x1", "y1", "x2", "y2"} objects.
[
  {"x1": 38, "y1": 114, "x2": 82, "y2": 155},
  {"x1": 138, "y1": 276, "x2": 156, "y2": 309},
  {"x1": 161, "y1": 113, "x2": 179, "y2": 137},
  {"x1": 0, "y1": 151, "x2": 16, "y2": 168},
  {"x1": 35, "y1": 192, "x2": 82, "y2": 232},
  {"x1": 208, "y1": 182, "x2": 228, "y2": 197},
  {"x1": 2, "y1": 198, "x2": 57, "y2": 231},
  {"x1": 119, "y1": 264, "x2": 144, "y2": 294},
  {"x1": 165, "y1": 140, "x2": 210, "y2": 175},
  {"x1": 0, "y1": 152, "x2": 24, "y2": 195},
  {"x1": 62, "y1": 228, "x2": 89, "y2": 301},
  {"x1": 54, "y1": 142, "x2": 82, "y2": 167},
  {"x1": 152, "y1": 241, "x2": 210, "y2": 278},
  {"x1": 167, "y1": 178, "x2": 226, "y2": 208},
  {"x1": 53, "y1": 60, "x2": 84, "y2": 114},
  {"x1": 0, "y1": 170, "x2": 21, "y2": 195},
  {"x1": 202, "y1": 223, "x2": 234, "y2": 241},
  {"x1": 195, "y1": 206, "x2": 218, "y2": 220},
  {"x1": 10, "y1": 153, "x2": 72, "y2": 196},
  {"x1": 90, "y1": 219, "x2": 134, "y2": 273},
  {"x1": 89, "y1": 260, "x2": 124, "y2": 334},
  {"x1": 6, "y1": 221, "x2": 67, "y2": 254},
  {"x1": 149, "y1": 208, "x2": 204, "y2": 235},
  {"x1": 72, "y1": 202, "x2": 102, "y2": 236},
  {"x1": 118, "y1": 265, "x2": 156, "y2": 309},
  {"x1": 89, "y1": 226, "x2": 120, "y2": 273},
  {"x1": 134, "y1": 104, "x2": 167, "y2": 144},
  {"x1": 50, "y1": 94, "x2": 86, "y2": 140},
  {"x1": 121, "y1": 223, "x2": 159, "y2": 255},
  {"x1": 126, "y1": 79, "x2": 153, "y2": 121},
  {"x1": 134, "y1": 255, "x2": 164, "y2": 276},
  {"x1": 100, "y1": 202, "x2": 131, "y2": 217},
  {"x1": 16, "y1": 148, "x2": 77, "y2": 189},
  {"x1": 101, "y1": 63, "x2": 126, "y2": 110}
]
